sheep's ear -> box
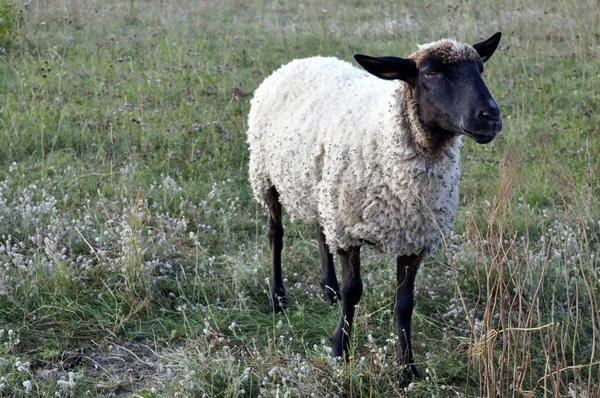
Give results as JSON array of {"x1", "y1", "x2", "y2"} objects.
[
  {"x1": 473, "y1": 32, "x2": 502, "y2": 63},
  {"x1": 354, "y1": 54, "x2": 417, "y2": 83}
]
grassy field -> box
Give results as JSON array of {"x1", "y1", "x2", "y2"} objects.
[{"x1": 0, "y1": 0, "x2": 598, "y2": 396}]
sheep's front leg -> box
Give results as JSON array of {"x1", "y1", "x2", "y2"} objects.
[
  {"x1": 395, "y1": 254, "x2": 422, "y2": 383},
  {"x1": 331, "y1": 246, "x2": 362, "y2": 359},
  {"x1": 266, "y1": 187, "x2": 285, "y2": 313},
  {"x1": 317, "y1": 224, "x2": 341, "y2": 305}
]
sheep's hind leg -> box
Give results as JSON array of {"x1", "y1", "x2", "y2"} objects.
[
  {"x1": 395, "y1": 254, "x2": 422, "y2": 385},
  {"x1": 331, "y1": 246, "x2": 363, "y2": 359},
  {"x1": 265, "y1": 187, "x2": 285, "y2": 313},
  {"x1": 317, "y1": 224, "x2": 341, "y2": 305}
]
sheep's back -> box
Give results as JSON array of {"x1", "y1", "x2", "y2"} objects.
[{"x1": 247, "y1": 56, "x2": 392, "y2": 224}]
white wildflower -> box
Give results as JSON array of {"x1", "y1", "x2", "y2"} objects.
[{"x1": 22, "y1": 380, "x2": 32, "y2": 393}]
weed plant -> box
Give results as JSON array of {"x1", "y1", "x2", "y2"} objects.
[{"x1": 0, "y1": 0, "x2": 598, "y2": 396}]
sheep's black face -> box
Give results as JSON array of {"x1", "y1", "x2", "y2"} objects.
[
  {"x1": 414, "y1": 57, "x2": 501, "y2": 144},
  {"x1": 354, "y1": 32, "x2": 502, "y2": 145}
]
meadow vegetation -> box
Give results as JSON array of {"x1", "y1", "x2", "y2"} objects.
[{"x1": 0, "y1": 0, "x2": 598, "y2": 396}]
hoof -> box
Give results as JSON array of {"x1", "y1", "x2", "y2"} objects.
[
  {"x1": 268, "y1": 293, "x2": 286, "y2": 314},
  {"x1": 331, "y1": 334, "x2": 349, "y2": 362},
  {"x1": 322, "y1": 285, "x2": 341, "y2": 306},
  {"x1": 331, "y1": 346, "x2": 344, "y2": 360},
  {"x1": 398, "y1": 365, "x2": 420, "y2": 387}
]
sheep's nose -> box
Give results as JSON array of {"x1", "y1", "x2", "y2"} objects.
[
  {"x1": 478, "y1": 106, "x2": 500, "y2": 122},
  {"x1": 479, "y1": 97, "x2": 500, "y2": 118},
  {"x1": 475, "y1": 99, "x2": 502, "y2": 133}
]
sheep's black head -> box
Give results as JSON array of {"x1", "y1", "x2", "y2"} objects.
[{"x1": 354, "y1": 32, "x2": 502, "y2": 145}]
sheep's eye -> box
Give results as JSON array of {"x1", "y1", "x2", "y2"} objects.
[{"x1": 424, "y1": 70, "x2": 437, "y2": 78}]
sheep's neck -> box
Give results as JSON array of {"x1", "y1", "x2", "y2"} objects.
[{"x1": 400, "y1": 86, "x2": 457, "y2": 158}]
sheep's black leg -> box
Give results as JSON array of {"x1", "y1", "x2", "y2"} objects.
[
  {"x1": 317, "y1": 224, "x2": 340, "y2": 305},
  {"x1": 331, "y1": 246, "x2": 362, "y2": 359},
  {"x1": 395, "y1": 254, "x2": 422, "y2": 384},
  {"x1": 265, "y1": 187, "x2": 285, "y2": 313}
]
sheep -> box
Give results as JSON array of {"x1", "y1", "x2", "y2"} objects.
[{"x1": 246, "y1": 32, "x2": 502, "y2": 382}]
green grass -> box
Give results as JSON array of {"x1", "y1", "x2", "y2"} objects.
[{"x1": 0, "y1": 0, "x2": 598, "y2": 396}]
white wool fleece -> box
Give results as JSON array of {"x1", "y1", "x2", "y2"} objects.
[{"x1": 247, "y1": 56, "x2": 462, "y2": 255}]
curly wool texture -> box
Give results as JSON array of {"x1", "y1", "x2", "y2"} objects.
[{"x1": 247, "y1": 41, "x2": 470, "y2": 255}]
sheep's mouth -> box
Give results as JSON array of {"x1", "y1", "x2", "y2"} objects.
[
  {"x1": 460, "y1": 115, "x2": 502, "y2": 144},
  {"x1": 462, "y1": 129, "x2": 497, "y2": 144}
]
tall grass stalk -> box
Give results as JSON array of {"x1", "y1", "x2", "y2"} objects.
[{"x1": 456, "y1": 153, "x2": 600, "y2": 397}]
